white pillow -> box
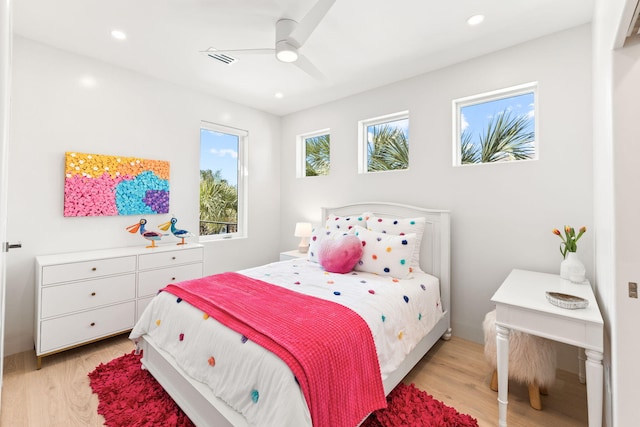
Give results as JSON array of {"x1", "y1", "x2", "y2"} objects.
[
  {"x1": 308, "y1": 228, "x2": 352, "y2": 263},
  {"x1": 324, "y1": 212, "x2": 370, "y2": 232},
  {"x1": 353, "y1": 226, "x2": 416, "y2": 278},
  {"x1": 366, "y1": 215, "x2": 426, "y2": 272}
]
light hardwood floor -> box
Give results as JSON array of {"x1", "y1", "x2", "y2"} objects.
[
  {"x1": 1, "y1": 334, "x2": 587, "y2": 426},
  {"x1": 403, "y1": 337, "x2": 588, "y2": 426}
]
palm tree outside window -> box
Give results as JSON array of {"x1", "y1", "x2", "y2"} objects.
[
  {"x1": 301, "y1": 131, "x2": 330, "y2": 177},
  {"x1": 199, "y1": 122, "x2": 247, "y2": 239},
  {"x1": 454, "y1": 83, "x2": 537, "y2": 166},
  {"x1": 359, "y1": 111, "x2": 409, "y2": 173}
]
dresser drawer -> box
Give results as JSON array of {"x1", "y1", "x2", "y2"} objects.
[
  {"x1": 39, "y1": 301, "x2": 135, "y2": 354},
  {"x1": 41, "y1": 274, "x2": 135, "y2": 318},
  {"x1": 138, "y1": 263, "x2": 203, "y2": 297},
  {"x1": 41, "y1": 256, "x2": 137, "y2": 285},
  {"x1": 137, "y1": 296, "x2": 155, "y2": 321},
  {"x1": 138, "y1": 247, "x2": 203, "y2": 270}
]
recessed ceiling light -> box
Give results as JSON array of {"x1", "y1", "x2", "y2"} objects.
[
  {"x1": 275, "y1": 92, "x2": 284, "y2": 99},
  {"x1": 467, "y1": 14, "x2": 485, "y2": 26},
  {"x1": 79, "y1": 76, "x2": 97, "y2": 88},
  {"x1": 111, "y1": 29, "x2": 127, "y2": 40}
]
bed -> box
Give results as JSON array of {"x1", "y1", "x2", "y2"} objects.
[{"x1": 130, "y1": 202, "x2": 451, "y2": 426}]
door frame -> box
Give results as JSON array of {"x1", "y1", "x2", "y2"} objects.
[{"x1": 0, "y1": 0, "x2": 14, "y2": 406}]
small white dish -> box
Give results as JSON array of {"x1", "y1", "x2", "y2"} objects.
[{"x1": 546, "y1": 291, "x2": 589, "y2": 310}]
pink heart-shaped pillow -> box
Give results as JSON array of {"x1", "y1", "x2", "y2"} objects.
[{"x1": 317, "y1": 234, "x2": 363, "y2": 274}]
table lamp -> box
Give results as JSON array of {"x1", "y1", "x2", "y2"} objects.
[{"x1": 294, "y1": 222, "x2": 312, "y2": 253}]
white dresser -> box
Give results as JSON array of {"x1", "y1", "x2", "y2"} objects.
[{"x1": 35, "y1": 243, "x2": 204, "y2": 368}]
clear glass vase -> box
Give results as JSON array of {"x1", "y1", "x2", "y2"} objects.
[{"x1": 560, "y1": 252, "x2": 586, "y2": 283}]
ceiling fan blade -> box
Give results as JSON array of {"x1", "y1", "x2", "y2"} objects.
[
  {"x1": 200, "y1": 48, "x2": 274, "y2": 55},
  {"x1": 294, "y1": 54, "x2": 327, "y2": 82},
  {"x1": 288, "y1": 0, "x2": 336, "y2": 46}
]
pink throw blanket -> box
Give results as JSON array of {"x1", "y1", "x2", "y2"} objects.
[{"x1": 163, "y1": 272, "x2": 386, "y2": 427}]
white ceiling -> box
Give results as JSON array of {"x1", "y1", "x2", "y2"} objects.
[{"x1": 13, "y1": 0, "x2": 594, "y2": 116}]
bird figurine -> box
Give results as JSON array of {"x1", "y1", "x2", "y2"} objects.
[
  {"x1": 126, "y1": 218, "x2": 165, "y2": 248},
  {"x1": 159, "y1": 217, "x2": 194, "y2": 245}
]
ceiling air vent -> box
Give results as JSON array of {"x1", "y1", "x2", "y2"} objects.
[{"x1": 207, "y1": 52, "x2": 238, "y2": 65}]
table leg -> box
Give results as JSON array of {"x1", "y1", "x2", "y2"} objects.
[
  {"x1": 584, "y1": 349, "x2": 603, "y2": 427},
  {"x1": 496, "y1": 324, "x2": 510, "y2": 427},
  {"x1": 578, "y1": 347, "x2": 586, "y2": 384}
]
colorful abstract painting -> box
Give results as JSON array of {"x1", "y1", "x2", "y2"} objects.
[{"x1": 64, "y1": 152, "x2": 170, "y2": 217}]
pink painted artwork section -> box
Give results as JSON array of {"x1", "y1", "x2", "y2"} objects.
[{"x1": 64, "y1": 152, "x2": 170, "y2": 217}]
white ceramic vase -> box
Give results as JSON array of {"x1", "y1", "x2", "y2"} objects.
[{"x1": 560, "y1": 252, "x2": 586, "y2": 283}]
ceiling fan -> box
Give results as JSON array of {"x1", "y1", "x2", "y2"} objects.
[{"x1": 201, "y1": 0, "x2": 336, "y2": 81}]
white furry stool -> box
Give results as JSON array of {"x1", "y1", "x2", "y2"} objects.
[{"x1": 483, "y1": 309, "x2": 557, "y2": 410}]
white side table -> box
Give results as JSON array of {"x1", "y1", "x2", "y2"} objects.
[
  {"x1": 279, "y1": 249, "x2": 308, "y2": 261},
  {"x1": 491, "y1": 269, "x2": 603, "y2": 427}
]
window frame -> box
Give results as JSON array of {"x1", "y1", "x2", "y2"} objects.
[
  {"x1": 199, "y1": 120, "x2": 248, "y2": 242},
  {"x1": 358, "y1": 110, "x2": 410, "y2": 174},
  {"x1": 296, "y1": 128, "x2": 331, "y2": 178},
  {"x1": 452, "y1": 82, "x2": 538, "y2": 166}
]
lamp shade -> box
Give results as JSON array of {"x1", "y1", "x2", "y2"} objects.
[
  {"x1": 294, "y1": 222, "x2": 313, "y2": 253},
  {"x1": 294, "y1": 222, "x2": 312, "y2": 237}
]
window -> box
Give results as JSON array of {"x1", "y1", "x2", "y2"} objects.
[
  {"x1": 453, "y1": 82, "x2": 537, "y2": 166},
  {"x1": 297, "y1": 129, "x2": 330, "y2": 177},
  {"x1": 358, "y1": 111, "x2": 409, "y2": 173},
  {"x1": 199, "y1": 121, "x2": 247, "y2": 240}
]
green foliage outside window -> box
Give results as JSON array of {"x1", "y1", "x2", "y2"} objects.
[
  {"x1": 305, "y1": 134, "x2": 330, "y2": 176},
  {"x1": 199, "y1": 169, "x2": 238, "y2": 235},
  {"x1": 367, "y1": 124, "x2": 409, "y2": 172},
  {"x1": 460, "y1": 110, "x2": 535, "y2": 164}
]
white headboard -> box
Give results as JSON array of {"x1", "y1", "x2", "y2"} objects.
[{"x1": 321, "y1": 202, "x2": 451, "y2": 317}]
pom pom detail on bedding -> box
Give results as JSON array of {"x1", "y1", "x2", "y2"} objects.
[{"x1": 353, "y1": 226, "x2": 416, "y2": 278}]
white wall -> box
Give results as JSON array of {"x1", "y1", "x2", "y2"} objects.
[
  {"x1": 4, "y1": 37, "x2": 282, "y2": 355},
  {"x1": 280, "y1": 26, "x2": 594, "y2": 369}
]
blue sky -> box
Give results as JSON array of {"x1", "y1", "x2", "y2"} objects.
[
  {"x1": 367, "y1": 118, "x2": 409, "y2": 144},
  {"x1": 461, "y1": 93, "x2": 535, "y2": 145},
  {"x1": 200, "y1": 129, "x2": 238, "y2": 186}
]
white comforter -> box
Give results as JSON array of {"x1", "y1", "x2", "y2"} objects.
[{"x1": 130, "y1": 259, "x2": 443, "y2": 427}]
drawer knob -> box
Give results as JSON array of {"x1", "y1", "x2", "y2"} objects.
[
  {"x1": 91, "y1": 267, "x2": 97, "y2": 271},
  {"x1": 91, "y1": 292, "x2": 96, "y2": 296},
  {"x1": 90, "y1": 322, "x2": 95, "y2": 327},
  {"x1": 172, "y1": 256, "x2": 176, "y2": 260},
  {"x1": 171, "y1": 277, "x2": 176, "y2": 281}
]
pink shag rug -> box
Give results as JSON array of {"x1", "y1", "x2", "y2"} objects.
[
  {"x1": 362, "y1": 382, "x2": 479, "y2": 427},
  {"x1": 88, "y1": 351, "x2": 194, "y2": 427},
  {"x1": 89, "y1": 351, "x2": 478, "y2": 427}
]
